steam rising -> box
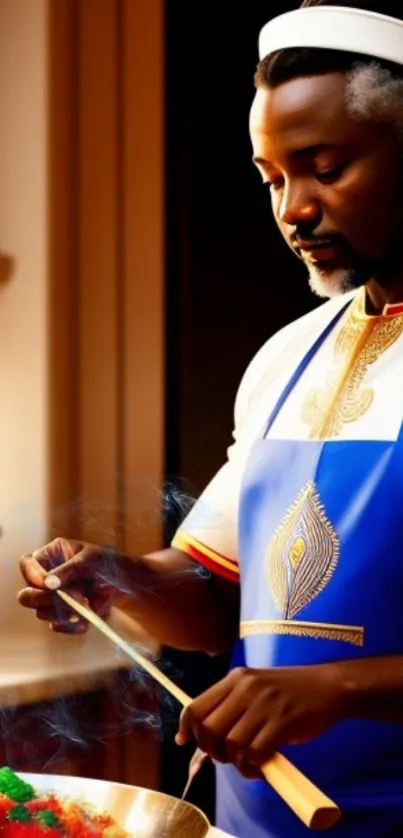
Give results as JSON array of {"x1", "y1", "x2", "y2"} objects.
[
  {"x1": 45, "y1": 479, "x2": 210, "y2": 603},
  {"x1": 4, "y1": 479, "x2": 203, "y2": 773}
]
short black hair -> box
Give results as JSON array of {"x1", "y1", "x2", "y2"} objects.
[{"x1": 255, "y1": 0, "x2": 403, "y2": 89}]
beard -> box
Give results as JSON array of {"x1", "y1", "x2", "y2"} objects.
[
  {"x1": 306, "y1": 263, "x2": 366, "y2": 299},
  {"x1": 305, "y1": 228, "x2": 403, "y2": 300}
]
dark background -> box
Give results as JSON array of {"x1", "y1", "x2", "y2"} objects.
[{"x1": 162, "y1": 0, "x2": 319, "y2": 819}]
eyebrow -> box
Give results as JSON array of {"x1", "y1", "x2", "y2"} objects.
[
  {"x1": 252, "y1": 144, "x2": 336, "y2": 168},
  {"x1": 252, "y1": 156, "x2": 270, "y2": 166}
]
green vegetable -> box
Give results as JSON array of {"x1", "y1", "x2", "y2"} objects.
[
  {"x1": 7, "y1": 805, "x2": 32, "y2": 822},
  {"x1": 0, "y1": 767, "x2": 36, "y2": 803},
  {"x1": 37, "y1": 810, "x2": 60, "y2": 829}
]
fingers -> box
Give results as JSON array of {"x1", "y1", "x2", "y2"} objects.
[
  {"x1": 231, "y1": 723, "x2": 278, "y2": 779},
  {"x1": 178, "y1": 700, "x2": 275, "y2": 776},
  {"x1": 225, "y1": 712, "x2": 267, "y2": 772},
  {"x1": 190, "y1": 695, "x2": 244, "y2": 761},
  {"x1": 20, "y1": 555, "x2": 48, "y2": 588},
  {"x1": 17, "y1": 585, "x2": 90, "y2": 634},
  {"x1": 49, "y1": 617, "x2": 88, "y2": 634},
  {"x1": 176, "y1": 675, "x2": 234, "y2": 747},
  {"x1": 43, "y1": 544, "x2": 113, "y2": 591},
  {"x1": 17, "y1": 588, "x2": 54, "y2": 609},
  {"x1": 18, "y1": 538, "x2": 117, "y2": 636},
  {"x1": 20, "y1": 540, "x2": 121, "y2": 603},
  {"x1": 44, "y1": 543, "x2": 89, "y2": 590},
  {"x1": 175, "y1": 667, "x2": 281, "y2": 780},
  {"x1": 42, "y1": 584, "x2": 91, "y2": 633},
  {"x1": 246, "y1": 722, "x2": 282, "y2": 768},
  {"x1": 20, "y1": 543, "x2": 98, "y2": 595},
  {"x1": 20, "y1": 538, "x2": 82, "y2": 587},
  {"x1": 36, "y1": 606, "x2": 88, "y2": 634}
]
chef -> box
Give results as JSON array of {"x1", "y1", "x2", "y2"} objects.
[{"x1": 18, "y1": 1, "x2": 403, "y2": 835}]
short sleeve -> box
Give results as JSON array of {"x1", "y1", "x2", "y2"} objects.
[{"x1": 171, "y1": 455, "x2": 243, "y2": 582}]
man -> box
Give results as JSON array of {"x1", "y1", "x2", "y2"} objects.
[{"x1": 18, "y1": 0, "x2": 403, "y2": 835}]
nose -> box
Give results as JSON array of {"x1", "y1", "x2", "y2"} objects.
[{"x1": 278, "y1": 181, "x2": 321, "y2": 227}]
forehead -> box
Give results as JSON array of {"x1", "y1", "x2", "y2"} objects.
[{"x1": 249, "y1": 73, "x2": 358, "y2": 160}]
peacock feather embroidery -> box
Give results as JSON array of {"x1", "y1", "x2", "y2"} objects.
[{"x1": 266, "y1": 480, "x2": 339, "y2": 619}]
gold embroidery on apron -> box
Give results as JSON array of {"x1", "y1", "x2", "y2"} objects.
[
  {"x1": 266, "y1": 480, "x2": 339, "y2": 620},
  {"x1": 263, "y1": 481, "x2": 365, "y2": 645},
  {"x1": 302, "y1": 301, "x2": 403, "y2": 440},
  {"x1": 240, "y1": 620, "x2": 364, "y2": 648}
]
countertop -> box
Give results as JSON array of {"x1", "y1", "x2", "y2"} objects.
[{"x1": 0, "y1": 608, "x2": 159, "y2": 708}]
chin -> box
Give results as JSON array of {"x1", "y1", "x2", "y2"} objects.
[{"x1": 307, "y1": 265, "x2": 364, "y2": 299}]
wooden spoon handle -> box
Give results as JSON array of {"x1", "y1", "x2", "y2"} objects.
[{"x1": 261, "y1": 752, "x2": 341, "y2": 830}]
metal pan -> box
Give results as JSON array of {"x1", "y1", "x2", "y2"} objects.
[{"x1": 20, "y1": 773, "x2": 234, "y2": 838}]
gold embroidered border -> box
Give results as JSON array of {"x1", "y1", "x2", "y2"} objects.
[{"x1": 240, "y1": 619, "x2": 364, "y2": 648}]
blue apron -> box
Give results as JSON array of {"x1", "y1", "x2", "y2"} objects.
[{"x1": 216, "y1": 302, "x2": 403, "y2": 837}]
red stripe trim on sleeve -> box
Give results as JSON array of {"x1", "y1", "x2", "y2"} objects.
[{"x1": 172, "y1": 531, "x2": 239, "y2": 584}]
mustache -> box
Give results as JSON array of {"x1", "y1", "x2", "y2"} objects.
[{"x1": 290, "y1": 231, "x2": 346, "y2": 250}]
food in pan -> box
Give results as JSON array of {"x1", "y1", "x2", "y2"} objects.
[{"x1": 0, "y1": 767, "x2": 129, "y2": 838}]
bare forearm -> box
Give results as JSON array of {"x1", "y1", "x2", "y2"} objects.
[
  {"x1": 113, "y1": 547, "x2": 239, "y2": 655},
  {"x1": 333, "y1": 656, "x2": 403, "y2": 724}
]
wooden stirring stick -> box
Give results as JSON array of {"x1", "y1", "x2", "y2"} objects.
[
  {"x1": 57, "y1": 589, "x2": 190, "y2": 705},
  {"x1": 57, "y1": 589, "x2": 341, "y2": 830}
]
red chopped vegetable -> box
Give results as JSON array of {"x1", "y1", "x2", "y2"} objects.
[
  {"x1": 0, "y1": 769, "x2": 128, "y2": 838},
  {"x1": 2, "y1": 826, "x2": 61, "y2": 838}
]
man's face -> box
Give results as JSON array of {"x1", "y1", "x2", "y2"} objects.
[{"x1": 250, "y1": 72, "x2": 402, "y2": 298}]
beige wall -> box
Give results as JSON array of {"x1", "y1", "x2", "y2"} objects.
[
  {"x1": 0, "y1": 0, "x2": 165, "y2": 637},
  {"x1": 0, "y1": 0, "x2": 49, "y2": 628}
]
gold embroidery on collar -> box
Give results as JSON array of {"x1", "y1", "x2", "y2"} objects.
[
  {"x1": 240, "y1": 620, "x2": 364, "y2": 647},
  {"x1": 301, "y1": 303, "x2": 403, "y2": 440},
  {"x1": 266, "y1": 481, "x2": 339, "y2": 620}
]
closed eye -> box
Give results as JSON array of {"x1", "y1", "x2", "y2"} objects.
[
  {"x1": 263, "y1": 177, "x2": 284, "y2": 192},
  {"x1": 316, "y1": 164, "x2": 345, "y2": 184}
]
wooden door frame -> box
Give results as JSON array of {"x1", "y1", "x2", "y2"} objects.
[
  {"x1": 47, "y1": 0, "x2": 165, "y2": 555},
  {"x1": 46, "y1": 0, "x2": 165, "y2": 791}
]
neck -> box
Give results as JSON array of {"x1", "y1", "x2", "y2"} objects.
[{"x1": 365, "y1": 277, "x2": 403, "y2": 315}]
